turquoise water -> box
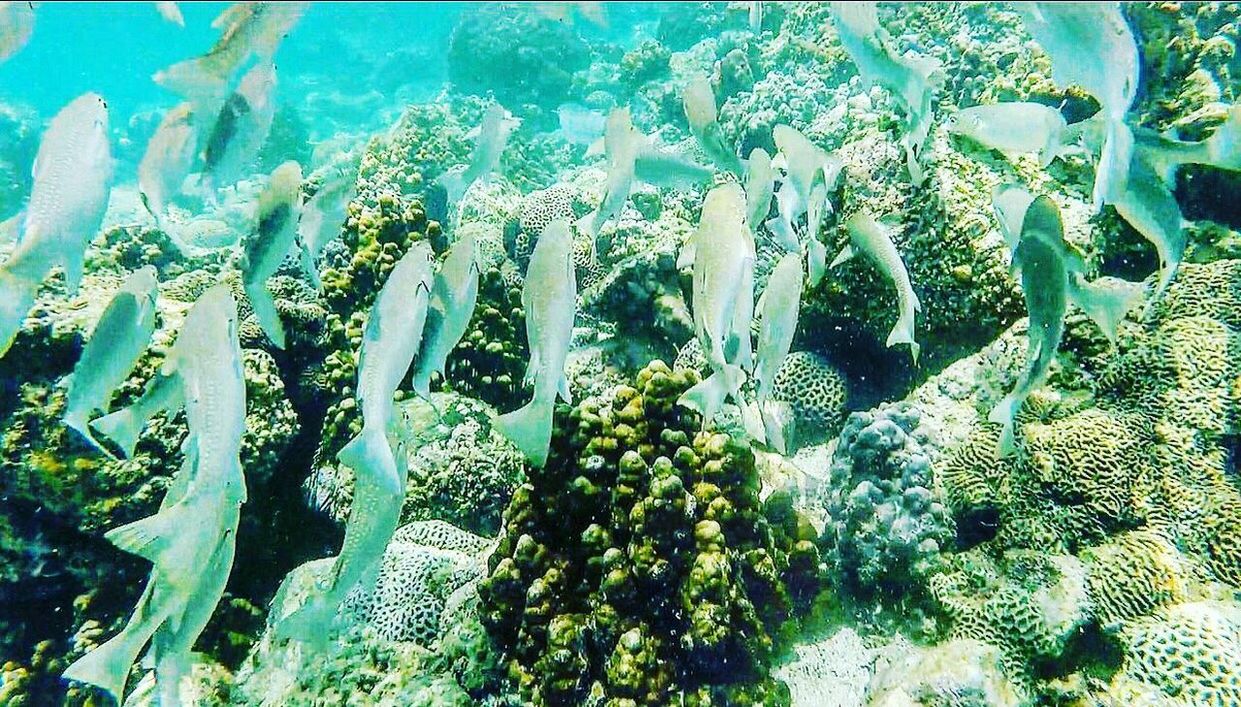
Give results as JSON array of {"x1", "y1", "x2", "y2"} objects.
[{"x1": 1, "y1": 2, "x2": 1240, "y2": 706}]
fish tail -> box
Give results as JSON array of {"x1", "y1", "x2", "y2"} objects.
[
  {"x1": 1092, "y1": 119, "x2": 1133, "y2": 211},
  {"x1": 1070, "y1": 276, "x2": 1145, "y2": 345},
  {"x1": 299, "y1": 245, "x2": 323, "y2": 291},
  {"x1": 987, "y1": 394, "x2": 1020, "y2": 458},
  {"x1": 436, "y1": 171, "x2": 466, "y2": 206},
  {"x1": 245, "y1": 282, "x2": 287, "y2": 350},
  {"x1": 677, "y1": 363, "x2": 746, "y2": 424},
  {"x1": 1206, "y1": 103, "x2": 1241, "y2": 171},
  {"x1": 153, "y1": 650, "x2": 190, "y2": 707},
  {"x1": 740, "y1": 401, "x2": 766, "y2": 445},
  {"x1": 64, "y1": 409, "x2": 115, "y2": 459},
  {"x1": 573, "y1": 210, "x2": 599, "y2": 238},
  {"x1": 0, "y1": 267, "x2": 40, "y2": 359},
  {"x1": 90, "y1": 407, "x2": 144, "y2": 459},
  {"x1": 273, "y1": 595, "x2": 336, "y2": 647},
  {"x1": 337, "y1": 423, "x2": 395, "y2": 478},
  {"x1": 764, "y1": 214, "x2": 799, "y2": 252},
  {"x1": 760, "y1": 400, "x2": 794, "y2": 455},
  {"x1": 886, "y1": 316, "x2": 920, "y2": 365},
  {"x1": 494, "y1": 397, "x2": 554, "y2": 468},
  {"x1": 806, "y1": 238, "x2": 827, "y2": 286},
  {"x1": 62, "y1": 629, "x2": 148, "y2": 703}
]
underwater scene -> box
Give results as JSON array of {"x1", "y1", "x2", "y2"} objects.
[{"x1": 2, "y1": 1, "x2": 1241, "y2": 705}]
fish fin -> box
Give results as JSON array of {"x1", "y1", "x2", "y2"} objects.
[
  {"x1": 0, "y1": 210, "x2": 22, "y2": 244},
  {"x1": 1039, "y1": 130, "x2": 1060, "y2": 168},
  {"x1": 886, "y1": 319, "x2": 920, "y2": 365},
  {"x1": 987, "y1": 394, "x2": 1020, "y2": 458},
  {"x1": 494, "y1": 398, "x2": 554, "y2": 467},
  {"x1": 558, "y1": 373, "x2": 572, "y2": 405},
  {"x1": 299, "y1": 241, "x2": 322, "y2": 290},
  {"x1": 573, "y1": 210, "x2": 599, "y2": 238},
  {"x1": 677, "y1": 363, "x2": 746, "y2": 424},
  {"x1": 105, "y1": 509, "x2": 177, "y2": 562},
  {"x1": 1205, "y1": 103, "x2": 1241, "y2": 171},
  {"x1": 676, "y1": 239, "x2": 696, "y2": 270},
  {"x1": 0, "y1": 268, "x2": 41, "y2": 358},
  {"x1": 806, "y1": 238, "x2": 827, "y2": 286},
  {"x1": 585, "y1": 136, "x2": 606, "y2": 158},
  {"x1": 337, "y1": 424, "x2": 394, "y2": 478},
  {"x1": 245, "y1": 282, "x2": 286, "y2": 349},
  {"x1": 760, "y1": 400, "x2": 794, "y2": 455},
  {"x1": 90, "y1": 406, "x2": 146, "y2": 459},
  {"x1": 1069, "y1": 275, "x2": 1144, "y2": 346},
  {"x1": 1092, "y1": 119, "x2": 1133, "y2": 211},
  {"x1": 741, "y1": 401, "x2": 766, "y2": 445},
  {"x1": 830, "y1": 244, "x2": 855, "y2": 269},
  {"x1": 62, "y1": 630, "x2": 145, "y2": 703},
  {"x1": 64, "y1": 411, "x2": 115, "y2": 459},
  {"x1": 765, "y1": 214, "x2": 799, "y2": 252},
  {"x1": 61, "y1": 246, "x2": 85, "y2": 296}
]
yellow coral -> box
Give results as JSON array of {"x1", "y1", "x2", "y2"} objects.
[{"x1": 1083, "y1": 530, "x2": 1188, "y2": 629}]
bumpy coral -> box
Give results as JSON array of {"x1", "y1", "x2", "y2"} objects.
[
  {"x1": 477, "y1": 360, "x2": 820, "y2": 706},
  {"x1": 819, "y1": 403, "x2": 954, "y2": 596},
  {"x1": 768, "y1": 351, "x2": 849, "y2": 442},
  {"x1": 448, "y1": 4, "x2": 590, "y2": 109}
]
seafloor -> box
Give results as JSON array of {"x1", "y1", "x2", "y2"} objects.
[{"x1": 2, "y1": 2, "x2": 1241, "y2": 706}]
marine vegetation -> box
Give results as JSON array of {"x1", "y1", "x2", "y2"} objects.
[{"x1": 0, "y1": 2, "x2": 1239, "y2": 706}]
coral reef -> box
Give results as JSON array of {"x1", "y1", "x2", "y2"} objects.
[
  {"x1": 819, "y1": 403, "x2": 954, "y2": 598},
  {"x1": 477, "y1": 361, "x2": 822, "y2": 705},
  {"x1": 769, "y1": 351, "x2": 849, "y2": 444}
]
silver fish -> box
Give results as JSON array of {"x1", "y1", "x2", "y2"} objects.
[
  {"x1": 90, "y1": 367, "x2": 182, "y2": 459},
  {"x1": 744, "y1": 147, "x2": 775, "y2": 234},
  {"x1": 752, "y1": 252, "x2": 803, "y2": 453},
  {"x1": 833, "y1": 212, "x2": 921, "y2": 363},
  {"x1": 1112, "y1": 153, "x2": 1185, "y2": 304},
  {"x1": 138, "y1": 102, "x2": 198, "y2": 226},
  {"x1": 242, "y1": 160, "x2": 303, "y2": 349},
  {"x1": 412, "y1": 230, "x2": 480, "y2": 398},
  {"x1": 770, "y1": 124, "x2": 842, "y2": 285},
  {"x1": 438, "y1": 103, "x2": 520, "y2": 205},
  {"x1": 154, "y1": 1, "x2": 184, "y2": 26},
  {"x1": 831, "y1": 1, "x2": 941, "y2": 183},
  {"x1": 683, "y1": 77, "x2": 742, "y2": 176},
  {"x1": 298, "y1": 168, "x2": 358, "y2": 290},
  {"x1": 557, "y1": 102, "x2": 607, "y2": 146},
  {"x1": 0, "y1": 93, "x2": 112, "y2": 358},
  {"x1": 62, "y1": 266, "x2": 159, "y2": 456},
  {"x1": 495, "y1": 219, "x2": 577, "y2": 468},
  {"x1": 201, "y1": 61, "x2": 277, "y2": 196},
  {"x1": 0, "y1": 1, "x2": 35, "y2": 64},
  {"x1": 945, "y1": 102, "x2": 1067, "y2": 167},
  {"x1": 278, "y1": 242, "x2": 434, "y2": 643},
  {"x1": 1016, "y1": 2, "x2": 1137, "y2": 209},
  {"x1": 678, "y1": 183, "x2": 754, "y2": 425}
]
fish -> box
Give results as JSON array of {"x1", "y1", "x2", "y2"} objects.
[
  {"x1": 298, "y1": 168, "x2": 358, "y2": 289},
  {"x1": 495, "y1": 219, "x2": 577, "y2": 467},
  {"x1": 557, "y1": 103, "x2": 607, "y2": 146},
  {"x1": 0, "y1": 93, "x2": 113, "y2": 358},
  {"x1": 91, "y1": 368, "x2": 183, "y2": 459},
  {"x1": 1076, "y1": 104, "x2": 1241, "y2": 186},
  {"x1": 833, "y1": 212, "x2": 922, "y2": 363},
  {"x1": 154, "y1": 1, "x2": 184, "y2": 27},
  {"x1": 831, "y1": 1, "x2": 941, "y2": 184},
  {"x1": 200, "y1": 60, "x2": 277, "y2": 196},
  {"x1": 1111, "y1": 153, "x2": 1186, "y2": 304},
  {"x1": 242, "y1": 160, "x2": 303, "y2": 349},
  {"x1": 683, "y1": 77, "x2": 742, "y2": 176},
  {"x1": 752, "y1": 252, "x2": 803, "y2": 453},
  {"x1": 1015, "y1": 2, "x2": 1137, "y2": 210},
  {"x1": 945, "y1": 102, "x2": 1068, "y2": 167},
  {"x1": 278, "y1": 243, "x2": 434, "y2": 643},
  {"x1": 988, "y1": 196, "x2": 1068, "y2": 457},
  {"x1": 62, "y1": 285, "x2": 246, "y2": 702},
  {"x1": 769, "y1": 124, "x2": 842, "y2": 285},
  {"x1": 62, "y1": 266, "x2": 159, "y2": 456},
  {"x1": 154, "y1": 1, "x2": 306, "y2": 106},
  {"x1": 749, "y1": 1, "x2": 763, "y2": 33},
  {"x1": 437, "y1": 103, "x2": 521, "y2": 205},
  {"x1": 0, "y1": 1, "x2": 34, "y2": 64},
  {"x1": 992, "y1": 186, "x2": 1143, "y2": 344},
  {"x1": 677, "y1": 183, "x2": 754, "y2": 425},
  {"x1": 138, "y1": 102, "x2": 198, "y2": 226},
  {"x1": 577, "y1": 108, "x2": 713, "y2": 249},
  {"x1": 412, "y1": 230, "x2": 480, "y2": 398},
  {"x1": 744, "y1": 147, "x2": 775, "y2": 234}
]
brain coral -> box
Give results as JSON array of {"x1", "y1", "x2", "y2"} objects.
[
  {"x1": 1112, "y1": 601, "x2": 1241, "y2": 706},
  {"x1": 769, "y1": 351, "x2": 849, "y2": 442},
  {"x1": 819, "y1": 402, "x2": 954, "y2": 596},
  {"x1": 1082, "y1": 530, "x2": 1189, "y2": 630}
]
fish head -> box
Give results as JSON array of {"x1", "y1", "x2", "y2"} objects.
[
  {"x1": 943, "y1": 108, "x2": 983, "y2": 138},
  {"x1": 683, "y1": 77, "x2": 718, "y2": 132}
]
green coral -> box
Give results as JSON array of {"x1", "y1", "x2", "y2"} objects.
[{"x1": 477, "y1": 360, "x2": 820, "y2": 706}]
